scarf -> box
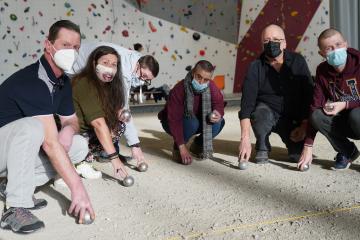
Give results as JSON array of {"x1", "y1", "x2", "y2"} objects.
[{"x1": 184, "y1": 72, "x2": 213, "y2": 158}]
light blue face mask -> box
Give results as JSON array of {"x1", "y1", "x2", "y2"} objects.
[
  {"x1": 191, "y1": 79, "x2": 208, "y2": 92},
  {"x1": 326, "y1": 47, "x2": 347, "y2": 67}
]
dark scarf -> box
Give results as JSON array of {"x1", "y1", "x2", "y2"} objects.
[{"x1": 184, "y1": 72, "x2": 213, "y2": 158}]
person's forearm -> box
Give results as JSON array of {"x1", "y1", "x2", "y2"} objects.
[
  {"x1": 240, "y1": 118, "x2": 251, "y2": 139},
  {"x1": 92, "y1": 121, "x2": 117, "y2": 154},
  {"x1": 42, "y1": 139, "x2": 82, "y2": 191},
  {"x1": 61, "y1": 116, "x2": 80, "y2": 134}
]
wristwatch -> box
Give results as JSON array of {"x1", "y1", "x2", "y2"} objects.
[{"x1": 129, "y1": 143, "x2": 140, "y2": 148}]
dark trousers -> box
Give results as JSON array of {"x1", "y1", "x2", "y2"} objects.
[
  {"x1": 311, "y1": 108, "x2": 360, "y2": 156},
  {"x1": 250, "y1": 102, "x2": 303, "y2": 155},
  {"x1": 161, "y1": 117, "x2": 225, "y2": 147}
]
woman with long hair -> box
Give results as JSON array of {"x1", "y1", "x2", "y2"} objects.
[{"x1": 72, "y1": 46, "x2": 128, "y2": 179}]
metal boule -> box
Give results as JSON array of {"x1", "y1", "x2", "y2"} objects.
[
  {"x1": 239, "y1": 162, "x2": 247, "y2": 170},
  {"x1": 302, "y1": 164, "x2": 309, "y2": 172},
  {"x1": 123, "y1": 175, "x2": 135, "y2": 187},
  {"x1": 138, "y1": 162, "x2": 148, "y2": 172},
  {"x1": 82, "y1": 211, "x2": 93, "y2": 225},
  {"x1": 121, "y1": 110, "x2": 132, "y2": 122}
]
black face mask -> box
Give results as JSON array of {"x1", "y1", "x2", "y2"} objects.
[{"x1": 263, "y1": 41, "x2": 282, "y2": 58}]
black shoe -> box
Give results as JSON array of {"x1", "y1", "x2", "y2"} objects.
[
  {"x1": 189, "y1": 141, "x2": 212, "y2": 160},
  {"x1": 255, "y1": 151, "x2": 269, "y2": 164},
  {"x1": 0, "y1": 207, "x2": 45, "y2": 233},
  {"x1": 288, "y1": 153, "x2": 301, "y2": 163},
  {"x1": 0, "y1": 179, "x2": 47, "y2": 210}
]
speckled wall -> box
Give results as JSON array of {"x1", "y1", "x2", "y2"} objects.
[
  {"x1": 0, "y1": 0, "x2": 329, "y2": 94},
  {"x1": 0, "y1": 0, "x2": 237, "y2": 93}
]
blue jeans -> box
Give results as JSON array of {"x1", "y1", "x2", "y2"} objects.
[{"x1": 161, "y1": 117, "x2": 225, "y2": 147}]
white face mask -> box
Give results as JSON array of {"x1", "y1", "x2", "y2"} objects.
[
  {"x1": 51, "y1": 45, "x2": 77, "y2": 73},
  {"x1": 96, "y1": 64, "x2": 116, "y2": 82}
]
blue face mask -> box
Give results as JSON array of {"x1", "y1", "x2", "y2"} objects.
[
  {"x1": 191, "y1": 79, "x2": 208, "y2": 92},
  {"x1": 326, "y1": 48, "x2": 347, "y2": 67}
]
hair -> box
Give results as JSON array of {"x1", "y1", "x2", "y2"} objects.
[
  {"x1": 192, "y1": 60, "x2": 215, "y2": 73},
  {"x1": 72, "y1": 46, "x2": 125, "y2": 131},
  {"x1": 138, "y1": 55, "x2": 159, "y2": 78},
  {"x1": 317, "y1": 28, "x2": 344, "y2": 48},
  {"x1": 48, "y1": 20, "x2": 81, "y2": 43},
  {"x1": 133, "y1": 43, "x2": 143, "y2": 51}
]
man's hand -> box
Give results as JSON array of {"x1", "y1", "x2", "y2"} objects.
[
  {"x1": 297, "y1": 145, "x2": 313, "y2": 171},
  {"x1": 239, "y1": 136, "x2": 252, "y2": 162},
  {"x1": 58, "y1": 126, "x2": 75, "y2": 152},
  {"x1": 68, "y1": 182, "x2": 95, "y2": 224},
  {"x1": 290, "y1": 125, "x2": 306, "y2": 143},
  {"x1": 179, "y1": 144, "x2": 192, "y2": 165},
  {"x1": 131, "y1": 147, "x2": 146, "y2": 166},
  {"x1": 323, "y1": 101, "x2": 346, "y2": 116},
  {"x1": 209, "y1": 110, "x2": 221, "y2": 123}
]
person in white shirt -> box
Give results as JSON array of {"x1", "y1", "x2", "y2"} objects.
[{"x1": 71, "y1": 42, "x2": 159, "y2": 178}]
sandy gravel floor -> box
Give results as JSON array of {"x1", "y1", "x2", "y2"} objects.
[{"x1": 1, "y1": 107, "x2": 360, "y2": 240}]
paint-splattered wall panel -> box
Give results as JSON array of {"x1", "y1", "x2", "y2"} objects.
[
  {"x1": 0, "y1": 0, "x2": 237, "y2": 94},
  {"x1": 139, "y1": 0, "x2": 239, "y2": 44}
]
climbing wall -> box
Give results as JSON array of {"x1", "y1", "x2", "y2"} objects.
[
  {"x1": 0, "y1": 0, "x2": 238, "y2": 93},
  {"x1": 0, "y1": 0, "x2": 329, "y2": 94}
]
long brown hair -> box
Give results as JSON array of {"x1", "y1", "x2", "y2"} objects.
[{"x1": 73, "y1": 46, "x2": 125, "y2": 130}]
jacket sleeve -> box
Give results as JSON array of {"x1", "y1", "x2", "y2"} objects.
[
  {"x1": 210, "y1": 82, "x2": 224, "y2": 116},
  {"x1": 167, "y1": 83, "x2": 186, "y2": 146},
  {"x1": 239, "y1": 61, "x2": 259, "y2": 120},
  {"x1": 304, "y1": 68, "x2": 326, "y2": 145},
  {"x1": 297, "y1": 55, "x2": 314, "y2": 121}
]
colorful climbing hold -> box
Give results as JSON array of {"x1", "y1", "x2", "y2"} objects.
[{"x1": 10, "y1": 14, "x2": 17, "y2": 21}]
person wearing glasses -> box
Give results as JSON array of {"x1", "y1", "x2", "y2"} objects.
[
  {"x1": 298, "y1": 28, "x2": 360, "y2": 171},
  {"x1": 70, "y1": 42, "x2": 159, "y2": 177},
  {"x1": 238, "y1": 24, "x2": 313, "y2": 165},
  {"x1": 158, "y1": 60, "x2": 225, "y2": 165}
]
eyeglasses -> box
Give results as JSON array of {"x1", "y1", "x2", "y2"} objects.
[
  {"x1": 139, "y1": 67, "x2": 152, "y2": 85},
  {"x1": 194, "y1": 73, "x2": 211, "y2": 82},
  {"x1": 263, "y1": 38, "x2": 284, "y2": 44}
]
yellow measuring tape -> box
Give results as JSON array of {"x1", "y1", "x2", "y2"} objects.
[{"x1": 165, "y1": 204, "x2": 360, "y2": 240}]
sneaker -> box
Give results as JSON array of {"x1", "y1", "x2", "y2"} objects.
[
  {"x1": 172, "y1": 148, "x2": 181, "y2": 162},
  {"x1": 333, "y1": 153, "x2": 352, "y2": 170},
  {"x1": 0, "y1": 180, "x2": 47, "y2": 210},
  {"x1": 288, "y1": 153, "x2": 301, "y2": 163},
  {"x1": 189, "y1": 141, "x2": 212, "y2": 160},
  {"x1": 332, "y1": 148, "x2": 360, "y2": 170},
  {"x1": 255, "y1": 151, "x2": 269, "y2": 164},
  {"x1": 189, "y1": 141, "x2": 202, "y2": 156},
  {"x1": 76, "y1": 162, "x2": 102, "y2": 179},
  {"x1": 53, "y1": 177, "x2": 67, "y2": 189},
  {"x1": 0, "y1": 207, "x2": 45, "y2": 233}
]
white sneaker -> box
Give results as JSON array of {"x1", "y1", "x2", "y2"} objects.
[
  {"x1": 54, "y1": 176, "x2": 68, "y2": 188},
  {"x1": 76, "y1": 162, "x2": 102, "y2": 179}
]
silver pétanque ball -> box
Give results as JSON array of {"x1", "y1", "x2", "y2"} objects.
[
  {"x1": 123, "y1": 175, "x2": 135, "y2": 187},
  {"x1": 121, "y1": 110, "x2": 132, "y2": 122},
  {"x1": 301, "y1": 164, "x2": 310, "y2": 172},
  {"x1": 82, "y1": 211, "x2": 93, "y2": 225},
  {"x1": 138, "y1": 162, "x2": 148, "y2": 172},
  {"x1": 239, "y1": 162, "x2": 248, "y2": 170}
]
